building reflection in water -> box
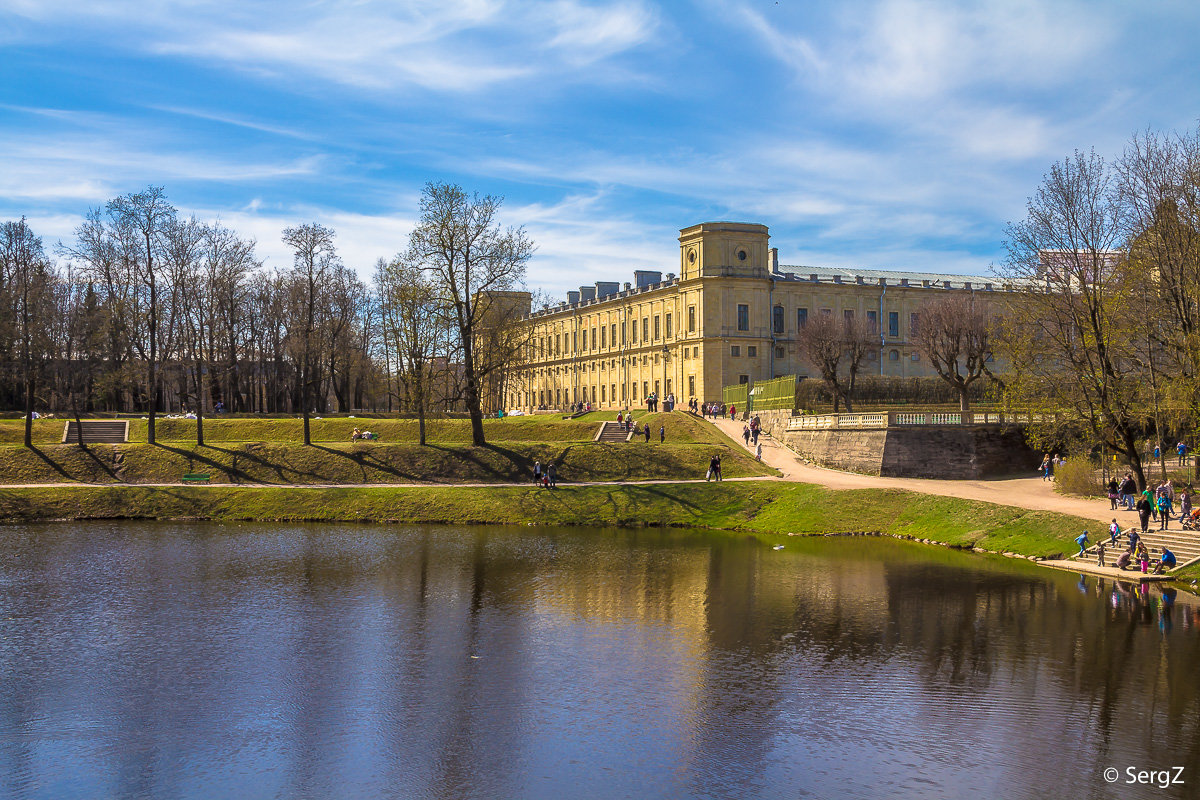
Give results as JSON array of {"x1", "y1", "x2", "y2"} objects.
[{"x1": 0, "y1": 522, "x2": 1197, "y2": 800}]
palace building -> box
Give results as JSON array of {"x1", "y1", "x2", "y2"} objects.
[{"x1": 505, "y1": 222, "x2": 1004, "y2": 412}]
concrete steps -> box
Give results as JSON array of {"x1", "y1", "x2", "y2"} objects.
[
  {"x1": 595, "y1": 421, "x2": 631, "y2": 443},
  {"x1": 1076, "y1": 524, "x2": 1200, "y2": 571},
  {"x1": 62, "y1": 420, "x2": 128, "y2": 444}
]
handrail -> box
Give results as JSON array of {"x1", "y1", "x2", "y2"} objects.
[{"x1": 785, "y1": 410, "x2": 1050, "y2": 431}]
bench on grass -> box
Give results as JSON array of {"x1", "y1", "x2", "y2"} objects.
[{"x1": 182, "y1": 473, "x2": 211, "y2": 483}]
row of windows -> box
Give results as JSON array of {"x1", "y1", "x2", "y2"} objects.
[{"x1": 533, "y1": 305, "x2": 924, "y2": 360}]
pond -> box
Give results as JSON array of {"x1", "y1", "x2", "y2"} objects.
[{"x1": 0, "y1": 522, "x2": 1197, "y2": 799}]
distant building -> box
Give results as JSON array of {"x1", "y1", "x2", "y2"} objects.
[{"x1": 506, "y1": 222, "x2": 1009, "y2": 411}]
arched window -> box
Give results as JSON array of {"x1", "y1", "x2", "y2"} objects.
[{"x1": 889, "y1": 350, "x2": 900, "y2": 361}]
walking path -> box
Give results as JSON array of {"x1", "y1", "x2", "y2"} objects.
[{"x1": 708, "y1": 415, "x2": 1124, "y2": 529}]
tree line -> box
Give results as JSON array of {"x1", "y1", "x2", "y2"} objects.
[{"x1": 0, "y1": 182, "x2": 532, "y2": 447}]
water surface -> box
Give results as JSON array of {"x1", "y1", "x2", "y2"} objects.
[{"x1": 0, "y1": 522, "x2": 1197, "y2": 799}]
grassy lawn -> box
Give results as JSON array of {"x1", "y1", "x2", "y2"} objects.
[
  {"x1": 0, "y1": 481, "x2": 1090, "y2": 559},
  {"x1": 0, "y1": 410, "x2": 702, "y2": 445}
]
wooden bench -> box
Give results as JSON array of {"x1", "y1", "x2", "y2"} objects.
[
  {"x1": 182, "y1": 473, "x2": 211, "y2": 483},
  {"x1": 62, "y1": 420, "x2": 129, "y2": 443}
]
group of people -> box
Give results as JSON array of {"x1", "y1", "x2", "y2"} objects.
[
  {"x1": 645, "y1": 392, "x2": 676, "y2": 413},
  {"x1": 1107, "y1": 473, "x2": 1192, "y2": 532},
  {"x1": 614, "y1": 412, "x2": 665, "y2": 442},
  {"x1": 741, "y1": 416, "x2": 765, "y2": 460},
  {"x1": 349, "y1": 428, "x2": 377, "y2": 440},
  {"x1": 700, "y1": 402, "x2": 727, "y2": 419},
  {"x1": 1038, "y1": 453, "x2": 1063, "y2": 481},
  {"x1": 532, "y1": 460, "x2": 558, "y2": 489},
  {"x1": 1082, "y1": 521, "x2": 1177, "y2": 574}
]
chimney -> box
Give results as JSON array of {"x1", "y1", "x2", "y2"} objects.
[
  {"x1": 579, "y1": 286, "x2": 597, "y2": 302},
  {"x1": 567, "y1": 290, "x2": 580, "y2": 304},
  {"x1": 595, "y1": 281, "x2": 619, "y2": 299},
  {"x1": 633, "y1": 270, "x2": 662, "y2": 288},
  {"x1": 769, "y1": 247, "x2": 779, "y2": 271}
]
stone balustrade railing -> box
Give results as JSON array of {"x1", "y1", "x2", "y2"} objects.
[{"x1": 785, "y1": 411, "x2": 1051, "y2": 431}]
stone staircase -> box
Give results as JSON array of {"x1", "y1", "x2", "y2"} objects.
[
  {"x1": 62, "y1": 420, "x2": 128, "y2": 444},
  {"x1": 595, "y1": 421, "x2": 631, "y2": 443},
  {"x1": 1076, "y1": 525, "x2": 1200, "y2": 571}
]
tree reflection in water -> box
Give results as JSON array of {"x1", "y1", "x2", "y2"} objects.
[{"x1": 0, "y1": 522, "x2": 1196, "y2": 800}]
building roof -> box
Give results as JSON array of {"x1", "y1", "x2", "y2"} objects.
[{"x1": 775, "y1": 263, "x2": 999, "y2": 286}]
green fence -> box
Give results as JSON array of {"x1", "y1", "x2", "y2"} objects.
[
  {"x1": 749, "y1": 375, "x2": 797, "y2": 411},
  {"x1": 722, "y1": 382, "x2": 748, "y2": 409},
  {"x1": 721, "y1": 375, "x2": 797, "y2": 412}
]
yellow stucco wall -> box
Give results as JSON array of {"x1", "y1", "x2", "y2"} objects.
[{"x1": 507, "y1": 222, "x2": 1006, "y2": 411}]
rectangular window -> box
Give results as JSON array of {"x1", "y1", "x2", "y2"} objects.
[
  {"x1": 739, "y1": 374, "x2": 749, "y2": 384},
  {"x1": 688, "y1": 375, "x2": 695, "y2": 397},
  {"x1": 642, "y1": 317, "x2": 649, "y2": 341},
  {"x1": 843, "y1": 309, "x2": 854, "y2": 324},
  {"x1": 582, "y1": 330, "x2": 588, "y2": 350},
  {"x1": 731, "y1": 346, "x2": 740, "y2": 357},
  {"x1": 630, "y1": 320, "x2": 637, "y2": 344},
  {"x1": 910, "y1": 313, "x2": 920, "y2": 337},
  {"x1": 737, "y1": 304, "x2": 749, "y2": 331},
  {"x1": 573, "y1": 331, "x2": 578, "y2": 351},
  {"x1": 688, "y1": 305, "x2": 696, "y2": 333},
  {"x1": 665, "y1": 313, "x2": 672, "y2": 338},
  {"x1": 888, "y1": 312, "x2": 899, "y2": 338},
  {"x1": 772, "y1": 306, "x2": 784, "y2": 334},
  {"x1": 748, "y1": 346, "x2": 757, "y2": 357},
  {"x1": 592, "y1": 327, "x2": 597, "y2": 349},
  {"x1": 601, "y1": 385, "x2": 606, "y2": 402},
  {"x1": 797, "y1": 308, "x2": 808, "y2": 329},
  {"x1": 601, "y1": 326, "x2": 607, "y2": 348},
  {"x1": 654, "y1": 315, "x2": 661, "y2": 340},
  {"x1": 611, "y1": 324, "x2": 617, "y2": 347},
  {"x1": 621, "y1": 322, "x2": 626, "y2": 345},
  {"x1": 866, "y1": 310, "x2": 878, "y2": 333},
  {"x1": 775, "y1": 345, "x2": 785, "y2": 358},
  {"x1": 692, "y1": 346, "x2": 698, "y2": 357},
  {"x1": 643, "y1": 381, "x2": 649, "y2": 398}
]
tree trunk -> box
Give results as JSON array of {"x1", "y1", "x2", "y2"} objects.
[
  {"x1": 959, "y1": 386, "x2": 971, "y2": 413},
  {"x1": 23, "y1": 372, "x2": 34, "y2": 449}
]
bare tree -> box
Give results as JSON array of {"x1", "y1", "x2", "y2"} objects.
[
  {"x1": 796, "y1": 312, "x2": 876, "y2": 412},
  {"x1": 911, "y1": 293, "x2": 994, "y2": 412},
  {"x1": 998, "y1": 150, "x2": 1148, "y2": 485},
  {"x1": 282, "y1": 223, "x2": 338, "y2": 446},
  {"x1": 376, "y1": 256, "x2": 445, "y2": 445},
  {"x1": 0, "y1": 219, "x2": 53, "y2": 447},
  {"x1": 107, "y1": 187, "x2": 177, "y2": 444}
]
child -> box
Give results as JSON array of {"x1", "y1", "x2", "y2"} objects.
[
  {"x1": 1096, "y1": 541, "x2": 1107, "y2": 567},
  {"x1": 1075, "y1": 530, "x2": 1090, "y2": 558},
  {"x1": 1109, "y1": 518, "x2": 1120, "y2": 546}
]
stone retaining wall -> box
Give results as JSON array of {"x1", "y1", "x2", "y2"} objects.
[{"x1": 780, "y1": 425, "x2": 1036, "y2": 479}]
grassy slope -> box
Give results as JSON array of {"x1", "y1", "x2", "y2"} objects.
[
  {"x1": 0, "y1": 410, "x2": 680, "y2": 445},
  {"x1": 0, "y1": 482, "x2": 1089, "y2": 558},
  {"x1": 0, "y1": 413, "x2": 768, "y2": 485},
  {"x1": 0, "y1": 440, "x2": 772, "y2": 485}
]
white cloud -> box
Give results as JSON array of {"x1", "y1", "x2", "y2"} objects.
[{"x1": 5, "y1": 0, "x2": 659, "y2": 93}]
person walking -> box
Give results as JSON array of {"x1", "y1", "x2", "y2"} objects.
[
  {"x1": 742, "y1": 425, "x2": 751, "y2": 445},
  {"x1": 1075, "y1": 530, "x2": 1090, "y2": 558},
  {"x1": 643, "y1": 423, "x2": 651, "y2": 442},
  {"x1": 755, "y1": 442, "x2": 763, "y2": 461},
  {"x1": 1119, "y1": 474, "x2": 1137, "y2": 511},
  {"x1": 1109, "y1": 518, "x2": 1120, "y2": 546},
  {"x1": 714, "y1": 453, "x2": 722, "y2": 481},
  {"x1": 1159, "y1": 492, "x2": 1172, "y2": 530},
  {"x1": 659, "y1": 425, "x2": 665, "y2": 443},
  {"x1": 1136, "y1": 494, "x2": 1152, "y2": 534},
  {"x1": 1179, "y1": 441, "x2": 1188, "y2": 466},
  {"x1": 707, "y1": 454, "x2": 719, "y2": 481},
  {"x1": 1107, "y1": 477, "x2": 1119, "y2": 510},
  {"x1": 533, "y1": 460, "x2": 542, "y2": 485},
  {"x1": 1040, "y1": 454, "x2": 1051, "y2": 481},
  {"x1": 546, "y1": 462, "x2": 557, "y2": 489}
]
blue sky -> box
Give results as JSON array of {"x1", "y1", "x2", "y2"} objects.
[{"x1": 3, "y1": 0, "x2": 1199, "y2": 296}]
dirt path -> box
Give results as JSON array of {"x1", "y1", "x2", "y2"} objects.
[{"x1": 710, "y1": 415, "x2": 1123, "y2": 528}]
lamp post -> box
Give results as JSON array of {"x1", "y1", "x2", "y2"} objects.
[{"x1": 661, "y1": 345, "x2": 669, "y2": 409}]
